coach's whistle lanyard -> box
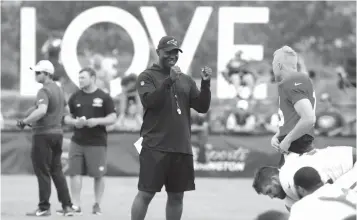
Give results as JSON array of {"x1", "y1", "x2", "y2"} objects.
[{"x1": 172, "y1": 85, "x2": 182, "y2": 115}]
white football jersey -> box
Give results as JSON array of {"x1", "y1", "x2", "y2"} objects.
[
  {"x1": 289, "y1": 166, "x2": 357, "y2": 220},
  {"x1": 279, "y1": 146, "x2": 355, "y2": 209}
]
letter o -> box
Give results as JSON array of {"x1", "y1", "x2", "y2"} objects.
[{"x1": 61, "y1": 6, "x2": 150, "y2": 87}]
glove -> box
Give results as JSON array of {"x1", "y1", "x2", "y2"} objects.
[{"x1": 16, "y1": 120, "x2": 27, "y2": 130}]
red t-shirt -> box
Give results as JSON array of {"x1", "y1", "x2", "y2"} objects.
[{"x1": 277, "y1": 73, "x2": 316, "y2": 153}]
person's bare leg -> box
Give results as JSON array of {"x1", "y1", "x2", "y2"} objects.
[
  {"x1": 70, "y1": 175, "x2": 82, "y2": 207},
  {"x1": 131, "y1": 191, "x2": 155, "y2": 220},
  {"x1": 166, "y1": 192, "x2": 184, "y2": 220},
  {"x1": 94, "y1": 177, "x2": 105, "y2": 205}
]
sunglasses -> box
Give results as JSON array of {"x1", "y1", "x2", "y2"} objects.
[{"x1": 35, "y1": 71, "x2": 49, "y2": 76}]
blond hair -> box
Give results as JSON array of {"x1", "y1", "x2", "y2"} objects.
[{"x1": 273, "y1": 46, "x2": 298, "y2": 70}]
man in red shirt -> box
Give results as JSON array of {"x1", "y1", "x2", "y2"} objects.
[
  {"x1": 270, "y1": 46, "x2": 316, "y2": 165},
  {"x1": 17, "y1": 60, "x2": 74, "y2": 216}
]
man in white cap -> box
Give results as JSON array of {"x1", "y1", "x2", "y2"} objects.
[
  {"x1": 17, "y1": 60, "x2": 75, "y2": 216},
  {"x1": 226, "y1": 100, "x2": 256, "y2": 133}
]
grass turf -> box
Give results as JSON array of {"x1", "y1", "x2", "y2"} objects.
[{"x1": 1, "y1": 175, "x2": 287, "y2": 220}]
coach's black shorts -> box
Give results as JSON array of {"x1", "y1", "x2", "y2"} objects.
[{"x1": 138, "y1": 147, "x2": 195, "y2": 193}]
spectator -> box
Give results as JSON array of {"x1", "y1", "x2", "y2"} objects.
[
  {"x1": 221, "y1": 51, "x2": 258, "y2": 99},
  {"x1": 209, "y1": 109, "x2": 227, "y2": 133},
  {"x1": 90, "y1": 54, "x2": 116, "y2": 93},
  {"x1": 117, "y1": 100, "x2": 142, "y2": 132},
  {"x1": 263, "y1": 113, "x2": 280, "y2": 134},
  {"x1": 191, "y1": 109, "x2": 210, "y2": 163},
  {"x1": 221, "y1": 50, "x2": 245, "y2": 84},
  {"x1": 226, "y1": 100, "x2": 256, "y2": 134},
  {"x1": 315, "y1": 93, "x2": 345, "y2": 136},
  {"x1": 41, "y1": 37, "x2": 78, "y2": 101},
  {"x1": 91, "y1": 54, "x2": 105, "y2": 90},
  {"x1": 117, "y1": 74, "x2": 142, "y2": 123},
  {"x1": 336, "y1": 66, "x2": 355, "y2": 91}
]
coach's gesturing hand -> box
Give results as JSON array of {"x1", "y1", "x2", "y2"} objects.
[
  {"x1": 170, "y1": 66, "x2": 182, "y2": 82},
  {"x1": 201, "y1": 66, "x2": 212, "y2": 81}
]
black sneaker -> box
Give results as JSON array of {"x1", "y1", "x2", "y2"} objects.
[
  {"x1": 26, "y1": 208, "x2": 51, "y2": 217},
  {"x1": 92, "y1": 203, "x2": 102, "y2": 215}
]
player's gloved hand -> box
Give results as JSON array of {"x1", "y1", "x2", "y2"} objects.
[
  {"x1": 170, "y1": 66, "x2": 182, "y2": 82},
  {"x1": 201, "y1": 66, "x2": 212, "y2": 81},
  {"x1": 16, "y1": 120, "x2": 27, "y2": 130}
]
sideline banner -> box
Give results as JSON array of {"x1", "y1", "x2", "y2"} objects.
[{"x1": 1, "y1": 131, "x2": 355, "y2": 177}]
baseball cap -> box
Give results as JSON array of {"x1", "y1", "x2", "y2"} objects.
[
  {"x1": 30, "y1": 60, "x2": 55, "y2": 75},
  {"x1": 157, "y1": 36, "x2": 183, "y2": 53},
  {"x1": 236, "y1": 100, "x2": 249, "y2": 111}
]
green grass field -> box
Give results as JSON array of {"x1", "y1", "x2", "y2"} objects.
[{"x1": 1, "y1": 175, "x2": 287, "y2": 220}]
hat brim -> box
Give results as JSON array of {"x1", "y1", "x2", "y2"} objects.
[
  {"x1": 29, "y1": 66, "x2": 53, "y2": 75},
  {"x1": 162, "y1": 46, "x2": 183, "y2": 53},
  {"x1": 29, "y1": 66, "x2": 39, "y2": 71}
]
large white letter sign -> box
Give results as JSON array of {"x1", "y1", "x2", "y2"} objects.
[
  {"x1": 140, "y1": 6, "x2": 212, "y2": 74},
  {"x1": 61, "y1": 6, "x2": 150, "y2": 87},
  {"x1": 217, "y1": 7, "x2": 269, "y2": 99},
  {"x1": 20, "y1": 7, "x2": 39, "y2": 96}
]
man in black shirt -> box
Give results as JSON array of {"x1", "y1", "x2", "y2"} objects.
[
  {"x1": 17, "y1": 60, "x2": 74, "y2": 216},
  {"x1": 62, "y1": 67, "x2": 117, "y2": 215},
  {"x1": 131, "y1": 36, "x2": 212, "y2": 220}
]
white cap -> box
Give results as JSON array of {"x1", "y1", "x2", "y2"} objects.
[
  {"x1": 30, "y1": 60, "x2": 55, "y2": 75},
  {"x1": 236, "y1": 100, "x2": 249, "y2": 111}
]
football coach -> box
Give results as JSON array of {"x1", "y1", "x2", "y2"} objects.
[
  {"x1": 130, "y1": 36, "x2": 212, "y2": 220},
  {"x1": 17, "y1": 60, "x2": 74, "y2": 216}
]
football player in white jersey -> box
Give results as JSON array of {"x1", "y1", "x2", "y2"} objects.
[
  {"x1": 252, "y1": 146, "x2": 356, "y2": 210},
  {"x1": 289, "y1": 166, "x2": 357, "y2": 220}
]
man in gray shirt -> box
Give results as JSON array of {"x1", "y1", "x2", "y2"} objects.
[{"x1": 17, "y1": 60, "x2": 74, "y2": 217}]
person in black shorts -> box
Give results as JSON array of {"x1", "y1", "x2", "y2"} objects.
[
  {"x1": 131, "y1": 36, "x2": 212, "y2": 220},
  {"x1": 62, "y1": 67, "x2": 117, "y2": 215},
  {"x1": 17, "y1": 60, "x2": 74, "y2": 217}
]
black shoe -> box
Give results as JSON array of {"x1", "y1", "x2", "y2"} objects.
[
  {"x1": 26, "y1": 208, "x2": 51, "y2": 217},
  {"x1": 92, "y1": 203, "x2": 102, "y2": 215}
]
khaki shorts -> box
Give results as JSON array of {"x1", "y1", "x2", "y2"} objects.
[{"x1": 68, "y1": 141, "x2": 107, "y2": 177}]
